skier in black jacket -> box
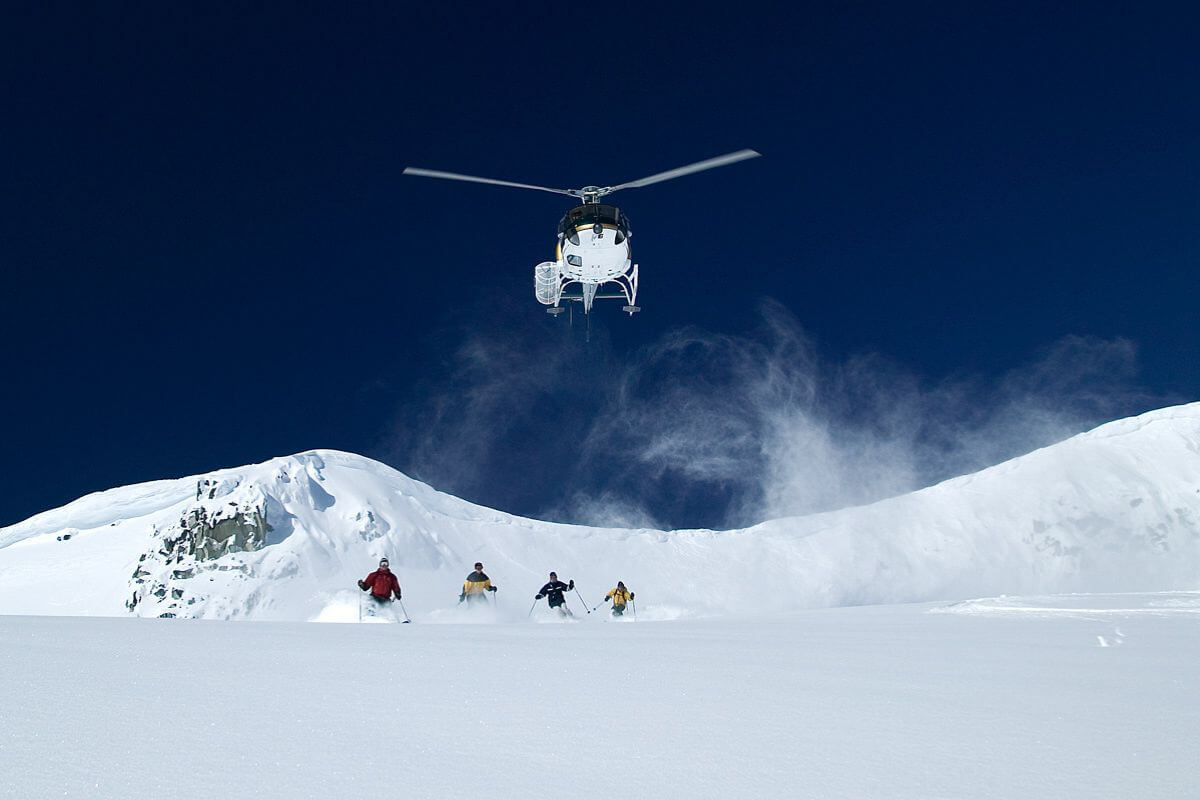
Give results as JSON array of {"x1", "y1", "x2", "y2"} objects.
[{"x1": 535, "y1": 572, "x2": 575, "y2": 615}]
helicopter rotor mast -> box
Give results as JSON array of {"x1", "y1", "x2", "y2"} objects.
[{"x1": 402, "y1": 149, "x2": 761, "y2": 203}]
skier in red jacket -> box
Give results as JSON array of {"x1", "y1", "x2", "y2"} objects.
[{"x1": 358, "y1": 558, "x2": 402, "y2": 611}]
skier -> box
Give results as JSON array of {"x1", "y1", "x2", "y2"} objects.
[
  {"x1": 358, "y1": 558, "x2": 402, "y2": 614},
  {"x1": 603, "y1": 581, "x2": 635, "y2": 616},
  {"x1": 459, "y1": 562, "x2": 498, "y2": 605},
  {"x1": 534, "y1": 572, "x2": 575, "y2": 615}
]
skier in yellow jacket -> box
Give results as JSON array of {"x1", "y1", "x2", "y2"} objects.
[
  {"x1": 459, "y1": 562, "x2": 498, "y2": 605},
  {"x1": 603, "y1": 581, "x2": 635, "y2": 617}
]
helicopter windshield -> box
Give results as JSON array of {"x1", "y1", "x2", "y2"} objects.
[{"x1": 558, "y1": 204, "x2": 631, "y2": 245}]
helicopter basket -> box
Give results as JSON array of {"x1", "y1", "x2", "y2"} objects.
[{"x1": 534, "y1": 261, "x2": 561, "y2": 306}]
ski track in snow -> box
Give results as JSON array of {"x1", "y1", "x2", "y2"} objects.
[{"x1": 934, "y1": 590, "x2": 1200, "y2": 619}]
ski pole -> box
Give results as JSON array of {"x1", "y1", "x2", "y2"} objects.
[
  {"x1": 397, "y1": 597, "x2": 411, "y2": 623},
  {"x1": 632, "y1": 598, "x2": 637, "y2": 621},
  {"x1": 573, "y1": 585, "x2": 591, "y2": 614},
  {"x1": 527, "y1": 598, "x2": 539, "y2": 618}
]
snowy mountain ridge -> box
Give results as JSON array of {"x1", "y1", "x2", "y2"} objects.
[{"x1": 1, "y1": 402, "x2": 1198, "y2": 620}]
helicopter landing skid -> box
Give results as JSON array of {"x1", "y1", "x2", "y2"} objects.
[{"x1": 553, "y1": 263, "x2": 639, "y2": 315}]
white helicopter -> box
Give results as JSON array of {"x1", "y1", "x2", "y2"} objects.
[{"x1": 402, "y1": 149, "x2": 760, "y2": 315}]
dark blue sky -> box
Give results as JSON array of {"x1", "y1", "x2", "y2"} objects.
[{"x1": 2, "y1": 2, "x2": 1196, "y2": 528}]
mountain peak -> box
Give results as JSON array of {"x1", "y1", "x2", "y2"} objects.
[{"x1": 2, "y1": 403, "x2": 1198, "y2": 620}]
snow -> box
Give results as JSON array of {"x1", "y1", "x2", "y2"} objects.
[
  {"x1": 1, "y1": 403, "x2": 1199, "y2": 621},
  {"x1": 2, "y1": 403, "x2": 1200, "y2": 797},
  {"x1": 2, "y1": 595, "x2": 1197, "y2": 799}
]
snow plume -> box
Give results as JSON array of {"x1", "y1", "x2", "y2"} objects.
[
  {"x1": 386, "y1": 301, "x2": 1164, "y2": 529},
  {"x1": 605, "y1": 308, "x2": 1159, "y2": 524}
]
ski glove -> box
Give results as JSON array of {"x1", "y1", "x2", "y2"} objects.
[
  {"x1": 535, "y1": 594, "x2": 543, "y2": 600},
  {"x1": 357, "y1": 580, "x2": 367, "y2": 591},
  {"x1": 458, "y1": 593, "x2": 465, "y2": 603},
  {"x1": 630, "y1": 593, "x2": 635, "y2": 599},
  {"x1": 488, "y1": 586, "x2": 497, "y2": 592},
  {"x1": 568, "y1": 580, "x2": 574, "y2": 590}
]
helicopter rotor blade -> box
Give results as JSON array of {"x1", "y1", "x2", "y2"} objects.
[
  {"x1": 605, "y1": 149, "x2": 761, "y2": 193},
  {"x1": 402, "y1": 167, "x2": 577, "y2": 197}
]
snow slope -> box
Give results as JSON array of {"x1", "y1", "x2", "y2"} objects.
[
  {"x1": 3, "y1": 594, "x2": 1198, "y2": 799},
  {"x1": 1, "y1": 403, "x2": 1199, "y2": 620}
]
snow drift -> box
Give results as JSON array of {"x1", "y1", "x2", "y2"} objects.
[{"x1": 1, "y1": 403, "x2": 1198, "y2": 620}]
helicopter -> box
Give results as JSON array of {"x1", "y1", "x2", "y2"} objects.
[{"x1": 402, "y1": 149, "x2": 760, "y2": 315}]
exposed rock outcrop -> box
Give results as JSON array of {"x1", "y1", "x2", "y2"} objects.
[{"x1": 125, "y1": 479, "x2": 272, "y2": 618}]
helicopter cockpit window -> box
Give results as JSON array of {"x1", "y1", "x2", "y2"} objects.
[{"x1": 559, "y1": 204, "x2": 631, "y2": 242}]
